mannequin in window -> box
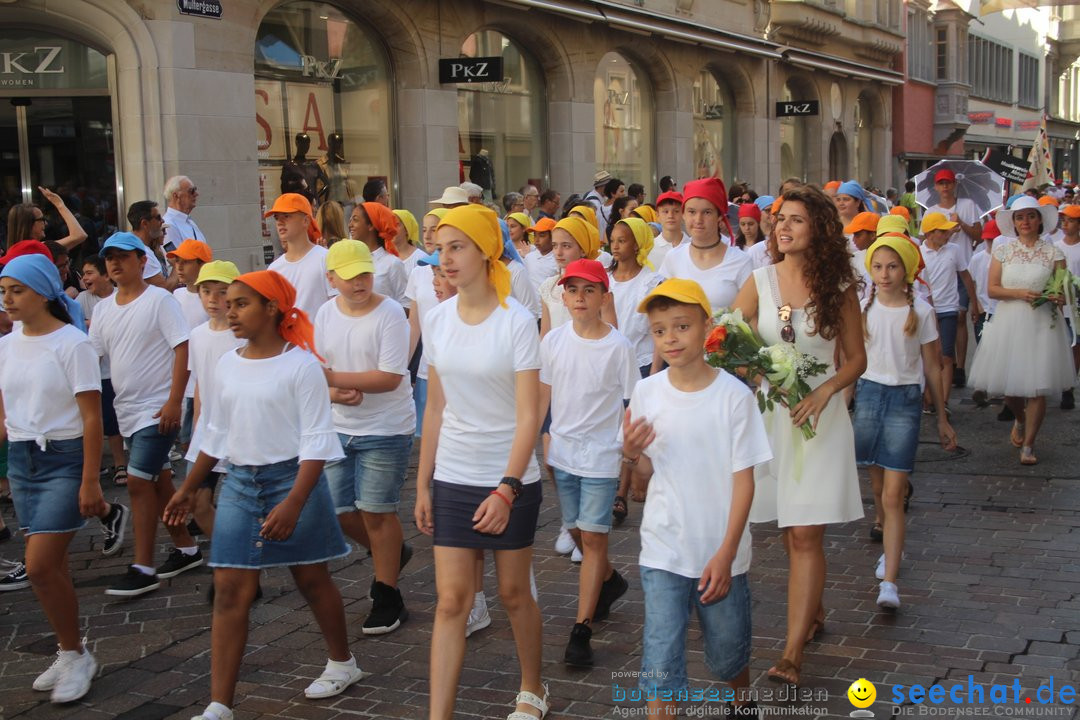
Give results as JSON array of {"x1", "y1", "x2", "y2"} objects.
[
  {"x1": 317, "y1": 133, "x2": 358, "y2": 205},
  {"x1": 281, "y1": 133, "x2": 327, "y2": 203},
  {"x1": 469, "y1": 148, "x2": 495, "y2": 200}
]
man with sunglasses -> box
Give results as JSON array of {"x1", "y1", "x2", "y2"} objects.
[{"x1": 161, "y1": 175, "x2": 204, "y2": 255}]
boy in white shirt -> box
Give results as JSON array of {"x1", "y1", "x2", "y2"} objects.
[
  {"x1": 523, "y1": 218, "x2": 559, "y2": 293},
  {"x1": 317, "y1": 240, "x2": 415, "y2": 636},
  {"x1": 90, "y1": 233, "x2": 199, "y2": 597},
  {"x1": 165, "y1": 239, "x2": 211, "y2": 457},
  {"x1": 1056, "y1": 205, "x2": 1080, "y2": 409},
  {"x1": 266, "y1": 193, "x2": 334, "y2": 319},
  {"x1": 539, "y1": 259, "x2": 638, "y2": 668},
  {"x1": 647, "y1": 191, "x2": 689, "y2": 269},
  {"x1": 622, "y1": 279, "x2": 771, "y2": 718}
]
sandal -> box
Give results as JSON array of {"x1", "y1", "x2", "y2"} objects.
[
  {"x1": 903, "y1": 481, "x2": 913, "y2": 513},
  {"x1": 766, "y1": 658, "x2": 801, "y2": 685},
  {"x1": 113, "y1": 466, "x2": 128, "y2": 487},
  {"x1": 1010, "y1": 422, "x2": 1025, "y2": 448},
  {"x1": 869, "y1": 522, "x2": 883, "y2": 542},
  {"x1": 1020, "y1": 447, "x2": 1038, "y2": 466},
  {"x1": 612, "y1": 496, "x2": 628, "y2": 525},
  {"x1": 304, "y1": 658, "x2": 365, "y2": 699},
  {"x1": 508, "y1": 683, "x2": 549, "y2": 720}
]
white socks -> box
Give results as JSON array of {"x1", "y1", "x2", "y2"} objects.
[
  {"x1": 177, "y1": 546, "x2": 199, "y2": 556},
  {"x1": 201, "y1": 701, "x2": 233, "y2": 720}
]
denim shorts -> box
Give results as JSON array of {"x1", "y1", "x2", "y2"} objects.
[
  {"x1": 853, "y1": 379, "x2": 922, "y2": 473},
  {"x1": 101, "y1": 378, "x2": 120, "y2": 437},
  {"x1": 325, "y1": 433, "x2": 413, "y2": 513},
  {"x1": 210, "y1": 458, "x2": 350, "y2": 569},
  {"x1": 413, "y1": 378, "x2": 427, "y2": 438},
  {"x1": 179, "y1": 397, "x2": 195, "y2": 446},
  {"x1": 125, "y1": 424, "x2": 178, "y2": 481},
  {"x1": 956, "y1": 277, "x2": 969, "y2": 310},
  {"x1": 936, "y1": 312, "x2": 958, "y2": 359},
  {"x1": 640, "y1": 567, "x2": 751, "y2": 691},
  {"x1": 8, "y1": 438, "x2": 87, "y2": 535},
  {"x1": 552, "y1": 468, "x2": 618, "y2": 533}
]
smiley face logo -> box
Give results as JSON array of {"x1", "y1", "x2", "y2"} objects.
[{"x1": 847, "y1": 678, "x2": 877, "y2": 708}]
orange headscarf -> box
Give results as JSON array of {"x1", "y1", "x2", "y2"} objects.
[
  {"x1": 361, "y1": 202, "x2": 401, "y2": 257},
  {"x1": 235, "y1": 270, "x2": 324, "y2": 362}
]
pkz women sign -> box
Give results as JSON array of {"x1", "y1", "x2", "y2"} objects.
[
  {"x1": 439, "y1": 57, "x2": 504, "y2": 84},
  {"x1": 0, "y1": 33, "x2": 108, "y2": 90}
]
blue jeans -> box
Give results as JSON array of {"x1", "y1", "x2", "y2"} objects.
[
  {"x1": 640, "y1": 567, "x2": 751, "y2": 691},
  {"x1": 413, "y1": 377, "x2": 427, "y2": 438},
  {"x1": 552, "y1": 468, "x2": 618, "y2": 533},
  {"x1": 125, "y1": 424, "x2": 178, "y2": 481},
  {"x1": 324, "y1": 433, "x2": 413, "y2": 513},
  {"x1": 8, "y1": 438, "x2": 86, "y2": 534}
]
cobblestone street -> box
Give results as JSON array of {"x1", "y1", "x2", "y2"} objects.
[{"x1": 2, "y1": 396, "x2": 1079, "y2": 720}]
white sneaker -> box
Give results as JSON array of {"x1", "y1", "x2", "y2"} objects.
[
  {"x1": 33, "y1": 648, "x2": 66, "y2": 691},
  {"x1": 191, "y1": 701, "x2": 234, "y2": 720},
  {"x1": 570, "y1": 546, "x2": 583, "y2": 563},
  {"x1": 875, "y1": 553, "x2": 904, "y2": 580},
  {"x1": 877, "y1": 581, "x2": 900, "y2": 610},
  {"x1": 465, "y1": 597, "x2": 492, "y2": 638},
  {"x1": 49, "y1": 649, "x2": 97, "y2": 703},
  {"x1": 554, "y1": 526, "x2": 575, "y2": 555}
]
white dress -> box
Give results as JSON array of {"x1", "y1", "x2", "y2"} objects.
[
  {"x1": 968, "y1": 240, "x2": 1075, "y2": 397},
  {"x1": 748, "y1": 266, "x2": 863, "y2": 528}
]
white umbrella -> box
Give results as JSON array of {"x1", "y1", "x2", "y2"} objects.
[{"x1": 913, "y1": 160, "x2": 1005, "y2": 219}]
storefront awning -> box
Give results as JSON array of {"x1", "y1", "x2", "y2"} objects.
[{"x1": 780, "y1": 47, "x2": 905, "y2": 86}]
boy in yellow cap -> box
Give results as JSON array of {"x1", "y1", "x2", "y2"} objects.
[
  {"x1": 622, "y1": 278, "x2": 771, "y2": 718},
  {"x1": 316, "y1": 239, "x2": 415, "y2": 635},
  {"x1": 184, "y1": 261, "x2": 244, "y2": 552},
  {"x1": 166, "y1": 239, "x2": 212, "y2": 456}
]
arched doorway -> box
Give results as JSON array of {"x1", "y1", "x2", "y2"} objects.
[
  {"x1": 693, "y1": 69, "x2": 736, "y2": 183},
  {"x1": 829, "y1": 132, "x2": 848, "y2": 181},
  {"x1": 779, "y1": 78, "x2": 811, "y2": 181},
  {"x1": 594, "y1": 52, "x2": 654, "y2": 186}
]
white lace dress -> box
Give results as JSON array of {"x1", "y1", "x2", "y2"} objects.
[{"x1": 969, "y1": 240, "x2": 1075, "y2": 397}]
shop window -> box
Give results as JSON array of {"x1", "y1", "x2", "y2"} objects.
[
  {"x1": 693, "y1": 70, "x2": 735, "y2": 183},
  {"x1": 594, "y1": 52, "x2": 654, "y2": 189}
]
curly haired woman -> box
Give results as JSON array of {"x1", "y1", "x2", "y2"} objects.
[{"x1": 732, "y1": 185, "x2": 866, "y2": 686}]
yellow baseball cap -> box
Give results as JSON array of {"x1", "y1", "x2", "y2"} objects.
[
  {"x1": 875, "y1": 215, "x2": 910, "y2": 237},
  {"x1": 637, "y1": 278, "x2": 712, "y2": 318},
  {"x1": 195, "y1": 260, "x2": 240, "y2": 285},
  {"x1": 920, "y1": 212, "x2": 958, "y2": 234},
  {"x1": 326, "y1": 239, "x2": 375, "y2": 280}
]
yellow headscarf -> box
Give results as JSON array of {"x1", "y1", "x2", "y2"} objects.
[
  {"x1": 615, "y1": 217, "x2": 655, "y2": 270},
  {"x1": 392, "y1": 209, "x2": 420, "y2": 247},
  {"x1": 632, "y1": 205, "x2": 657, "y2": 224},
  {"x1": 865, "y1": 234, "x2": 923, "y2": 285},
  {"x1": 437, "y1": 204, "x2": 512, "y2": 307},
  {"x1": 425, "y1": 207, "x2": 449, "y2": 222},
  {"x1": 507, "y1": 212, "x2": 532, "y2": 233},
  {"x1": 569, "y1": 205, "x2": 599, "y2": 231},
  {"x1": 554, "y1": 216, "x2": 600, "y2": 260}
]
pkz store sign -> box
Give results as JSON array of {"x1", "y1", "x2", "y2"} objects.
[
  {"x1": 776, "y1": 100, "x2": 819, "y2": 117},
  {"x1": 0, "y1": 35, "x2": 108, "y2": 90},
  {"x1": 439, "y1": 57, "x2": 504, "y2": 84},
  {"x1": 0, "y1": 46, "x2": 64, "y2": 88}
]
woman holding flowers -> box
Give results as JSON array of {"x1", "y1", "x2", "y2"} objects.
[
  {"x1": 731, "y1": 185, "x2": 865, "y2": 686},
  {"x1": 968, "y1": 196, "x2": 1074, "y2": 465}
]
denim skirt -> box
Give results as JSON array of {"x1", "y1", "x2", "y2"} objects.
[
  {"x1": 853, "y1": 379, "x2": 922, "y2": 473},
  {"x1": 210, "y1": 458, "x2": 350, "y2": 569},
  {"x1": 8, "y1": 438, "x2": 86, "y2": 535}
]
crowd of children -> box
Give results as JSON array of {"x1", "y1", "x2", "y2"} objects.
[{"x1": 0, "y1": 175, "x2": 1076, "y2": 720}]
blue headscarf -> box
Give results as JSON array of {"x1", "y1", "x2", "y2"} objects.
[
  {"x1": 837, "y1": 180, "x2": 868, "y2": 211},
  {"x1": 1006, "y1": 194, "x2": 1025, "y2": 209},
  {"x1": 0, "y1": 254, "x2": 86, "y2": 332},
  {"x1": 754, "y1": 195, "x2": 776, "y2": 213},
  {"x1": 498, "y1": 219, "x2": 524, "y2": 264}
]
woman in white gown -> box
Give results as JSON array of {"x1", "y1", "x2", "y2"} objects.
[
  {"x1": 732, "y1": 185, "x2": 866, "y2": 686},
  {"x1": 968, "y1": 196, "x2": 1074, "y2": 465}
]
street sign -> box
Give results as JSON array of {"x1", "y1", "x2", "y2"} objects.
[
  {"x1": 177, "y1": 0, "x2": 222, "y2": 18},
  {"x1": 775, "y1": 100, "x2": 819, "y2": 117},
  {"x1": 981, "y1": 149, "x2": 1029, "y2": 185},
  {"x1": 439, "y1": 57, "x2": 503, "y2": 84}
]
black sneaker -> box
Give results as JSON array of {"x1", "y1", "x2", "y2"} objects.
[
  {"x1": 100, "y1": 503, "x2": 128, "y2": 557},
  {"x1": 0, "y1": 526, "x2": 11, "y2": 543},
  {"x1": 0, "y1": 560, "x2": 29, "y2": 591},
  {"x1": 953, "y1": 368, "x2": 966, "y2": 388},
  {"x1": 105, "y1": 566, "x2": 160, "y2": 597},
  {"x1": 564, "y1": 622, "x2": 594, "y2": 667},
  {"x1": 362, "y1": 581, "x2": 408, "y2": 635},
  {"x1": 1062, "y1": 390, "x2": 1075, "y2": 410},
  {"x1": 997, "y1": 404, "x2": 1016, "y2": 422},
  {"x1": 593, "y1": 568, "x2": 629, "y2": 622},
  {"x1": 187, "y1": 518, "x2": 203, "y2": 537},
  {"x1": 155, "y1": 548, "x2": 203, "y2": 579},
  {"x1": 368, "y1": 542, "x2": 414, "y2": 599}
]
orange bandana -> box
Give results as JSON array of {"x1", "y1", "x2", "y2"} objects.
[
  {"x1": 361, "y1": 202, "x2": 401, "y2": 257},
  {"x1": 235, "y1": 270, "x2": 324, "y2": 362}
]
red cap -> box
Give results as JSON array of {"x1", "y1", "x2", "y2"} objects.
[
  {"x1": 1, "y1": 240, "x2": 53, "y2": 265},
  {"x1": 981, "y1": 219, "x2": 1000, "y2": 239},
  {"x1": 934, "y1": 169, "x2": 956, "y2": 183},
  {"x1": 738, "y1": 203, "x2": 762, "y2": 222},
  {"x1": 557, "y1": 258, "x2": 609, "y2": 291},
  {"x1": 655, "y1": 191, "x2": 684, "y2": 207}
]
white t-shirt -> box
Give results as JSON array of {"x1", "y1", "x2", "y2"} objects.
[
  {"x1": 314, "y1": 297, "x2": 416, "y2": 437},
  {"x1": 926, "y1": 199, "x2": 980, "y2": 265},
  {"x1": 861, "y1": 296, "x2": 939, "y2": 387},
  {"x1": 185, "y1": 322, "x2": 245, "y2": 471},
  {"x1": 918, "y1": 242, "x2": 966, "y2": 313},
  {"x1": 746, "y1": 241, "x2": 773, "y2": 270},
  {"x1": 659, "y1": 244, "x2": 753, "y2": 312},
  {"x1": 423, "y1": 296, "x2": 541, "y2": 486},
  {"x1": 647, "y1": 232, "x2": 690, "y2": 270},
  {"x1": 173, "y1": 288, "x2": 209, "y2": 398},
  {"x1": 77, "y1": 287, "x2": 114, "y2": 379},
  {"x1": 539, "y1": 274, "x2": 571, "y2": 331},
  {"x1": 1055, "y1": 238, "x2": 1080, "y2": 278},
  {"x1": 400, "y1": 248, "x2": 423, "y2": 280},
  {"x1": 608, "y1": 268, "x2": 662, "y2": 367},
  {"x1": 405, "y1": 265, "x2": 438, "y2": 381},
  {"x1": 540, "y1": 324, "x2": 638, "y2": 478},
  {"x1": 372, "y1": 247, "x2": 408, "y2": 307},
  {"x1": 88, "y1": 286, "x2": 189, "y2": 437},
  {"x1": 849, "y1": 243, "x2": 872, "y2": 302},
  {"x1": 509, "y1": 259, "x2": 541, "y2": 319},
  {"x1": 630, "y1": 370, "x2": 772, "y2": 578},
  {"x1": 967, "y1": 245, "x2": 996, "y2": 315},
  {"x1": 523, "y1": 250, "x2": 558, "y2": 293},
  {"x1": 268, "y1": 244, "x2": 335, "y2": 320},
  {"x1": 201, "y1": 347, "x2": 344, "y2": 465},
  {"x1": 143, "y1": 249, "x2": 169, "y2": 281},
  {"x1": 0, "y1": 324, "x2": 101, "y2": 442}
]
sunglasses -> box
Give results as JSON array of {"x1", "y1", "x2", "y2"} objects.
[{"x1": 777, "y1": 304, "x2": 796, "y2": 343}]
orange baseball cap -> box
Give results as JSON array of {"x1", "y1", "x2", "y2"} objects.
[
  {"x1": 1061, "y1": 205, "x2": 1080, "y2": 219},
  {"x1": 527, "y1": 217, "x2": 557, "y2": 234},
  {"x1": 166, "y1": 238, "x2": 212, "y2": 263},
  {"x1": 844, "y1": 212, "x2": 880, "y2": 235},
  {"x1": 889, "y1": 206, "x2": 911, "y2": 221},
  {"x1": 824, "y1": 180, "x2": 841, "y2": 192},
  {"x1": 263, "y1": 192, "x2": 319, "y2": 240},
  {"x1": 1039, "y1": 195, "x2": 1060, "y2": 207}
]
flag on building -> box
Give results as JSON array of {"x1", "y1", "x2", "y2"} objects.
[{"x1": 1021, "y1": 115, "x2": 1055, "y2": 192}]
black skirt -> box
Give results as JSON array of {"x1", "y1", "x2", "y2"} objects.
[{"x1": 432, "y1": 479, "x2": 541, "y2": 550}]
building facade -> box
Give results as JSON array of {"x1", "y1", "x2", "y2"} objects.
[{"x1": 1, "y1": 0, "x2": 901, "y2": 267}]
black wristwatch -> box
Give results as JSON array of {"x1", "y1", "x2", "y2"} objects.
[{"x1": 499, "y1": 476, "x2": 523, "y2": 499}]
